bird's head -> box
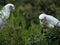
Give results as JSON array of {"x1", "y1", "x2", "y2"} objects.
[
  {"x1": 39, "y1": 13, "x2": 47, "y2": 24},
  {"x1": 1, "y1": 3, "x2": 15, "y2": 20},
  {"x1": 39, "y1": 13, "x2": 46, "y2": 20},
  {"x1": 4, "y1": 3, "x2": 15, "y2": 11}
]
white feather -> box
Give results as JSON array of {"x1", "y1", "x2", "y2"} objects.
[
  {"x1": 39, "y1": 13, "x2": 60, "y2": 28},
  {"x1": 0, "y1": 3, "x2": 15, "y2": 28}
]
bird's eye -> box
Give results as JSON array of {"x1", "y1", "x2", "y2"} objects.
[{"x1": 9, "y1": 6, "x2": 13, "y2": 10}]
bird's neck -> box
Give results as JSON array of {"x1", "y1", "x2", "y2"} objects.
[{"x1": 1, "y1": 7, "x2": 10, "y2": 20}]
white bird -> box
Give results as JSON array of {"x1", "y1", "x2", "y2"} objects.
[
  {"x1": 0, "y1": 3, "x2": 15, "y2": 28},
  {"x1": 39, "y1": 13, "x2": 60, "y2": 28}
]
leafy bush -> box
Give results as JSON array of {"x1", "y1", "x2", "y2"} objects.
[{"x1": 0, "y1": 0, "x2": 60, "y2": 45}]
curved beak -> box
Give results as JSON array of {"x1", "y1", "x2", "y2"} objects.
[{"x1": 13, "y1": 7, "x2": 15, "y2": 10}]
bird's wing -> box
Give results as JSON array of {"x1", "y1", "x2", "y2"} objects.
[{"x1": 46, "y1": 15, "x2": 59, "y2": 25}]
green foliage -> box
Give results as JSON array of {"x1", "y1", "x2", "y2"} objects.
[
  {"x1": 42, "y1": 26, "x2": 60, "y2": 45},
  {"x1": 0, "y1": 0, "x2": 60, "y2": 45}
]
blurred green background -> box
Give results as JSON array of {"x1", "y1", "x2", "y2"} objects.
[{"x1": 0, "y1": 0, "x2": 60, "y2": 45}]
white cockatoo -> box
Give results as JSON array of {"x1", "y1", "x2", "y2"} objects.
[
  {"x1": 39, "y1": 13, "x2": 60, "y2": 28},
  {"x1": 0, "y1": 3, "x2": 15, "y2": 28}
]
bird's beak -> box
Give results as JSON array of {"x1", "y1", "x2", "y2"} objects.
[{"x1": 13, "y1": 7, "x2": 15, "y2": 10}]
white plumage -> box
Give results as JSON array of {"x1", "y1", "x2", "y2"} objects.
[
  {"x1": 39, "y1": 13, "x2": 60, "y2": 28},
  {"x1": 0, "y1": 3, "x2": 15, "y2": 28}
]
